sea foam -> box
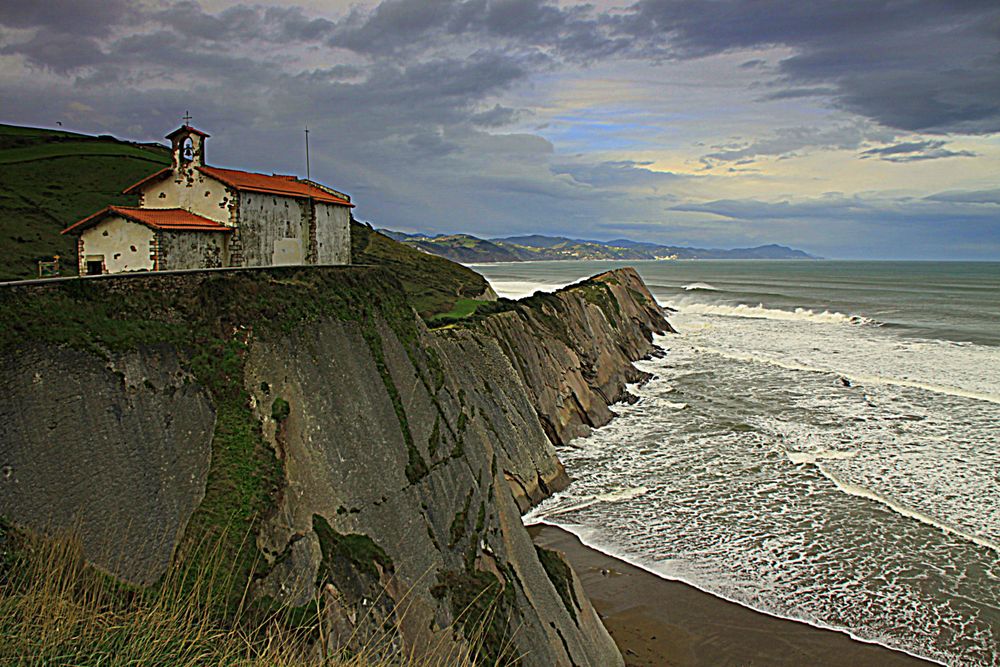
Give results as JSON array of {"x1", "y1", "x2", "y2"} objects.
[
  {"x1": 666, "y1": 298, "x2": 879, "y2": 326},
  {"x1": 816, "y1": 465, "x2": 1000, "y2": 553}
]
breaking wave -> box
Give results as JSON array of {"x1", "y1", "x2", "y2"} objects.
[
  {"x1": 667, "y1": 299, "x2": 880, "y2": 326},
  {"x1": 815, "y1": 466, "x2": 1000, "y2": 553},
  {"x1": 524, "y1": 486, "x2": 648, "y2": 520}
]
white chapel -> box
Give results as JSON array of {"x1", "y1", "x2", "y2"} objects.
[{"x1": 63, "y1": 124, "x2": 353, "y2": 275}]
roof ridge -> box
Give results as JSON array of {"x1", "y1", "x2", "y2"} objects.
[
  {"x1": 197, "y1": 165, "x2": 353, "y2": 206},
  {"x1": 64, "y1": 205, "x2": 232, "y2": 235},
  {"x1": 121, "y1": 164, "x2": 354, "y2": 207}
]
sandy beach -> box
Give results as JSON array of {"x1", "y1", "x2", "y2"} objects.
[{"x1": 529, "y1": 523, "x2": 937, "y2": 667}]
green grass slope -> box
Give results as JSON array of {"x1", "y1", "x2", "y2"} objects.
[
  {"x1": 0, "y1": 124, "x2": 171, "y2": 281},
  {"x1": 351, "y1": 222, "x2": 492, "y2": 319}
]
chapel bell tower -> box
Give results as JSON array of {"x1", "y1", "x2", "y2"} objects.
[{"x1": 166, "y1": 121, "x2": 209, "y2": 171}]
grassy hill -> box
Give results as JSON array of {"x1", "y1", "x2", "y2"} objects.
[
  {"x1": 351, "y1": 223, "x2": 493, "y2": 319},
  {"x1": 381, "y1": 230, "x2": 522, "y2": 263},
  {"x1": 382, "y1": 229, "x2": 817, "y2": 263},
  {"x1": 0, "y1": 123, "x2": 492, "y2": 319},
  {"x1": 0, "y1": 124, "x2": 172, "y2": 281}
]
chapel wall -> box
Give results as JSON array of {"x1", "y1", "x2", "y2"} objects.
[
  {"x1": 78, "y1": 217, "x2": 155, "y2": 274},
  {"x1": 315, "y1": 203, "x2": 351, "y2": 265},
  {"x1": 138, "y1": 170, "x2": 233, "y2": 225},
  {"x1": 157, "y1": 231, "x2": 229, "y2": 271},
  {"x1": 237, "y1": 192, "x2": 310, "y2": 267}
]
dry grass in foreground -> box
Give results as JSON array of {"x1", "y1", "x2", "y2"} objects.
[{"x1": 0, "y1": 527, "x2": 513, "y2": 667}]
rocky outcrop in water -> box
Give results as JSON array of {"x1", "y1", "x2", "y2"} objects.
[{"x1": 0, "y1": 266, "x2": 668, "y2": 665}]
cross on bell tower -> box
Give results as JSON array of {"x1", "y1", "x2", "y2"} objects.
[{"x1": 182, "y1": 110, "x2": 193, "y2": 125}]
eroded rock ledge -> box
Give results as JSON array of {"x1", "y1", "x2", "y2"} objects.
[
  {"x1": 478, "y1": 268, "x2": 672, "y2": 449},
  {"x1": 0, "y1": 265, "x2": 670, "y2": 666}
]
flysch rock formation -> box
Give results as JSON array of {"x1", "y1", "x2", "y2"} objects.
[
  {"x1": 0, "y1": 343, "x2": 214, "y2": 585},
  {"x1": 477, "y1": 269, "x2": 674, "y2": 448},
  {"x1": 0, "y1": 265, "x2": 670, "y2": 666}
]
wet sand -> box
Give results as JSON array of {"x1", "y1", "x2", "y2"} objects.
[{"x1": 529, "y1": 523, "x2": 937, "y2": 667}]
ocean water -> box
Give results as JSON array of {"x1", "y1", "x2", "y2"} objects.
[{"x1": 471, "y1": 260, "x2": 1000, "y2": 666}]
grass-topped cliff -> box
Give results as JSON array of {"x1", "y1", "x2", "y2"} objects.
[
  {"x1": 350, "y1": 221, "x2": 494, "y2": 319},
  {"x1": 0, "y1": 265, "x2": 629, "y2": 666},
  {"x1": 0, "y1": 123, "x2": 492, "y2": 320}
]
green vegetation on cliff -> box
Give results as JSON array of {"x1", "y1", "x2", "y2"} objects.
[
  {"x1": 0, "y1": 267, "x2": 424, "y2": 609},
  {"x1": 351, "y1": 221, "x2": 492, "y2": 319},
  {"x1": 0, "y1": 266, "x2": 524, "y2": 664},
  {"x1": 0, "y1": 524, "x2": 482, "y2": 666}
]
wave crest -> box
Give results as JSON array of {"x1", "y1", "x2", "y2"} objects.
[{"x1": 668, "y1": 299, "x2": 880, "y2": 326}]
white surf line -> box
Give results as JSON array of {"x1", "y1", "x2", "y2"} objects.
[
  {"x1": 687, "y1": 344, "x2": 1000, "y2": 405},
  {"x1": 524, "y1": 518, "x2": 948, "y2": 666},
  {"x1": 523, "y1": 487, "x2": 649, "y2": 520},
  {"x1": 814, "y1": 464, "x2": 1000, "y2": 554},
  {"x1": 664, "y1": 300, "x2": 879, "y2": 326}
]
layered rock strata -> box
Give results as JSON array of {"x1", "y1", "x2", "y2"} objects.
[
  {"x1": 477, "y1": 268, "x2": 673, "y2": 451},
  {"x1": 0, "y1": 265, "x2": 668, "y2": 665}
]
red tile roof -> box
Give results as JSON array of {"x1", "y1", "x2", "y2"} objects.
[
  {"x1": 62, "y1": 206, "x2": 233, "y2": 235},
  {"x1": 122, "y1": 164, "x2": 354, "y2": 207},
  {"x1": 198, "y1": 166, "x2": 354, "y2": 206},
  {"x1": 166, "y1": 124, "x2": 210, "y2": 139}
]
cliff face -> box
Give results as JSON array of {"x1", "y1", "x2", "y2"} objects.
[
  {"x1": 0, "y1": 266, "x2": 668, "y2": 665},
  {"x1": 0, "y1": 343, "x2": 213, "y2": 585},
  {"x1": 477, "y1": 268, "x2": 673, "y2": 453}
]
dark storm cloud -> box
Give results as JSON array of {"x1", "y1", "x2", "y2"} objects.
[
  {"x1": 3, "y1": 0, "x2": 997, "y2": 134},
  {"x1": 1, "y1": 0, "x2": 996, "y2": 259},
  {"x1": 289, "y1": 52, "x2": 532, "y2": 138},
  {"x1": 758, "y1": 87, "x2": 837, "y2": 101},
  {"x1": 152, "y1": 2, "x2": 335, "y2": 44},
  {"x1": 0, "y1": 0, "x2": 136, "y2": 72},
  {"x1": 1, "y1": 0, "x2": 535, "y2": 144},
  {"x1": 0, "y1": 0, "x2": 135, "y2": 36},
  {"x1": 859, "y1": 140, "x2": 977, "y2": 163},
  {"x1": 616, "y1": 0, "x2": 1000, "y2": 134},
  {"x1": 325, "y1": 0, "x2": 1000, "y2": 134},
  {"x1": 470, "y1": 104, "x2": 522, "y2": 127},
  {"x1": 700, "y1": 123, "x2": 894, "y2": 165},
  {"x1": 1, "y1": 27, "x2": 106, "y2": 73},
  {"x1": 327, "y1": 0, "x2": 628, "y2": 61}
]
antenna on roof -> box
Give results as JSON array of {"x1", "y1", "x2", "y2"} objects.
[
  {"x1": 182, "y1": 110, "x2": 192, "y2": 126},
  {"x1": 304, "y1": 126, "x2": 311, "y2": 181}
]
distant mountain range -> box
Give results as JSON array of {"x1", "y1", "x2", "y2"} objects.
[{"x1": 379, "y1": 230, "x2": 817, "y2": 263}]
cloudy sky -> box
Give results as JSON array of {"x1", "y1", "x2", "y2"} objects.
[{"x1": 2, "y1": 0, "x2": 999, "y2": 258}]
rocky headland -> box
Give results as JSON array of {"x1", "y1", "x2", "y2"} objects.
[{"x1": 0, "y1": 264, "x2": 669, "y2": 665}]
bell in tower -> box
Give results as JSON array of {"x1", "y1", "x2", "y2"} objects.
[{"x1": 165, "y1": 121, "x2": 210, "y2": 172}]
